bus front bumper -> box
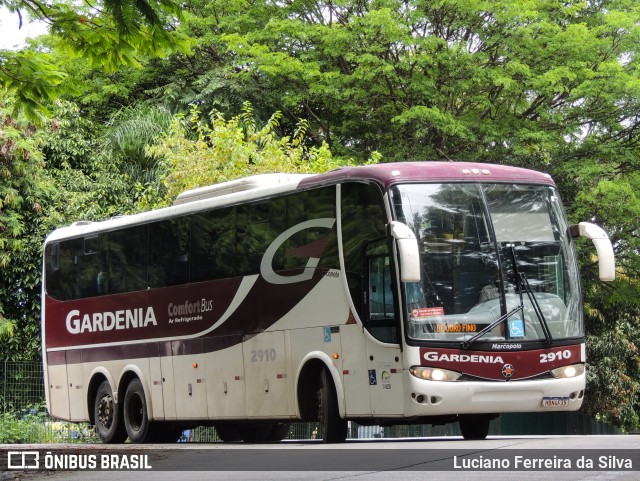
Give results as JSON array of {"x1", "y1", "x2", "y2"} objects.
[{"x1": 403, "y1": 370, "x2": 585, "y2": 416}]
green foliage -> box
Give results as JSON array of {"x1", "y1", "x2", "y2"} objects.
[
  {"x1": 102, "y1": 104, "x2": 174, "y2": 184},
  {"x1": 0, "y1": 95, "x2": 48, "y2": 269},
  {"x1": 584, "y1": 300, "x2": 640, "y2": 431},
  {"x1": 0, "y1": 50, "x2": 68, "y2": 120},
  {"x1": 40, "y1": 100, "x2": 101, "y2": 171},
  {"x1": 0, "y1": 98, "x2": 51, "y2": 359},
  {"x1": 0, "y1": 0, "x2": 191, "y2": 119},
  {"x1": 0, "y1": 313, "x2": 16, "y2": 339},
  {"x1": 0, "y1": 409, "x2": 47, "y2": 444},
  {"x1": 0, "y1": 404, "x2": 97, "y2": 443},
  {"x1": 214, "y1": 0, "x2": 640, "y2": 164},
  {"x1": 144, "y1": 103, "x2": 358, "y2": 207},
  {"x1": 0, "y1": 96, "x2": 137, "y2": 360}
]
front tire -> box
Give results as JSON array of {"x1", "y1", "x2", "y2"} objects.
[
  {"x1": 123, "y1": 378, "x2": 151, "y2": 443},
  {"x1": 317, "y1": 368, "x2": 347, "y2": 443},
  {"x1": 459, "y1": 414, "x2": 492, "y2": 440},
  {"x1": 94, "y1": 380, "x2": 127, "y2": 444}
]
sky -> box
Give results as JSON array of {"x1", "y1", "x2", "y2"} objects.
[{"x1": 0, "y1": 6, "x2": 49, "y2": 50}]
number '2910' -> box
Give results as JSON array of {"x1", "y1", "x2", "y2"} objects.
[
  {"x1": 539, "y1": 350, "x2": 572, "y2": 363},
  {"x1": 250, "y1": 349, "x2": 277, "y2": 362}
]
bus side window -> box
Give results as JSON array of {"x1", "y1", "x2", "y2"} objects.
[
  {"x1": 191, "y1": 207, "x2": 236, "y2": 282},
  {"x1": 281, "y1": 188, "x2": 339, "y2": 272},
  {"x1": 149, "y1": 218, "x2": 190, "y2": 288},
  {"x1": 45, "y1": 242, "x2": 69, "y2": 300},
  {"x1": 75, "y1": 236, "x2": 100, "y2": 298},
  {"x1": 237, "y1": 199, "x2": 286, "y2": 276},
  {"x1": 108, "y1": 226, "x2": 148, "y2": 294}
]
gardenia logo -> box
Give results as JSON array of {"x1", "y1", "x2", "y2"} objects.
[
  {"x1": 65, "y1": 307, "x2": 157, "y2": 334},
  {"x1": 423, "y1": 352, "x2": 505, "y2": 364}
]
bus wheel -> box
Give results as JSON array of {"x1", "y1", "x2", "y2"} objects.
[
  {"x1": 458, "y1": 414, "x2": 491, "y2": 440},
  {"x1": 317, "y1": 368, "x2": 347, "y2": 443},
  {"x1": 94, "y1": 380, "x2": 127, "y2": 444},
  {"x1": 123, "y1": 378, "x2": 151, "y2": 443}
]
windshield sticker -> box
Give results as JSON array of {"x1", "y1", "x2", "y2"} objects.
[
  {"x1": 508, "y1": 319, "x2": 525, "y2": 338},
  {"x1": 411, "y1": 307, "x2": 444, "y2": 318}
]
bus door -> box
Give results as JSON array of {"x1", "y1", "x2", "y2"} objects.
[{"x1": 363, "y1": 244, "x2": 403, "y2": 416}]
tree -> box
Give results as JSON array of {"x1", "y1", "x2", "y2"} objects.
[
  {"x1": 0, "y1": 96, "x2": 138, "y2": 359},
  {"x1": 0, "y1": 0, "x2": 190, "y2": 118},
  {"x1": 0, "y1": 93, "x2": 50, "y2": 358},
  {"x1": 102, "y1": 104, "x2": 174, "y2": 184},
  {"x1": 143, "y1": 103, "x2": 359, "y2": 208},
  {"x1": 171, "y1": 0, "x2": 640, "y2": 429}
]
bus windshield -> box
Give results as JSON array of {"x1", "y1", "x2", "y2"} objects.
[{"x1": 391, "y1": 183, "x2": 582, "y2": 345}]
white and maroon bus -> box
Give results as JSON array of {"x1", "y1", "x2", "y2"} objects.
[{"x1": 41, "y1": 162, "x2": 615, "y2": 443}]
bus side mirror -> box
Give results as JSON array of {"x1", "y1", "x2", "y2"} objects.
[
  {"x1": 570, "y1": 222, "x2": 616, "y2": 282},
  {"x1": 389, "y1": 221, "x2": 421, "y2": 283}
]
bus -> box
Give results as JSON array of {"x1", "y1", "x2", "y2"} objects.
[{"x1": 41, "y1": 161, "x2": 615, "y2": 443}]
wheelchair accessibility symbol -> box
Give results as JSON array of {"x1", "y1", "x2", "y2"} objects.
[{"x1": 508, "y1": 319, "x2": 525, "y2": 338}]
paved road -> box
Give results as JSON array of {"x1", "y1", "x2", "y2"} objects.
[{"x1": 2, "y1": 435, "x2": 639, "y2": 481}]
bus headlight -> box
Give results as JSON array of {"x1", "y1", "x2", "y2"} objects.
[
  {"x1": 550, "y1": 364, "x2": 585, "y2": 379},
  {"x1": 410, "y1": 366, "x2": 461, "y2": 381}
]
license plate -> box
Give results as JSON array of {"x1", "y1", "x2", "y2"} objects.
[{"x1": 542, "y1": 397, "x2": 570, "y2": 407}]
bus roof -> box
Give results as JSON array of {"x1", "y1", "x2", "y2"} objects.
[
  {"x1": 44, "y1": 161, "x2": 554, "y2": 244},
  {"x1": 300, "y1": 161, "x2": 555, "y2": 190}
]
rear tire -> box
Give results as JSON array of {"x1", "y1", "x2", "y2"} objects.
[
  {"x1": 94, "y1": 380, "x2": 127, "y2": 444},
  {"x1": 317, "y1": 368, "x2": 347, "y2": 443},
  {"x1": 123, "y1": 378, "x2": 151, "y2": 443},
  {"x1": 459, "y1": 414, "x2": 492, "y2": 440}
]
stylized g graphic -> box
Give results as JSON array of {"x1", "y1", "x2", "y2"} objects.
[{"x1": 260, "y1": 218, "x2": 336, "y2": 285}]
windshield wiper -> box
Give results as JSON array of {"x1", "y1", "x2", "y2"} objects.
[
  {"x1": 508, "y1": 245, "x2": 552, "y2": 345},
  {"x1": 461, "y1": 245, "x2": 552, "y2": 349}
]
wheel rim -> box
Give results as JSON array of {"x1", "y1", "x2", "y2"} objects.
[{"x1": 97, "y1": 394, "x2": 114, "y2": 430}]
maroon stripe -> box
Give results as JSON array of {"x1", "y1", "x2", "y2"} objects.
[{"x1": 47, "y1": 334, "x2": 246, "y2": 366}]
